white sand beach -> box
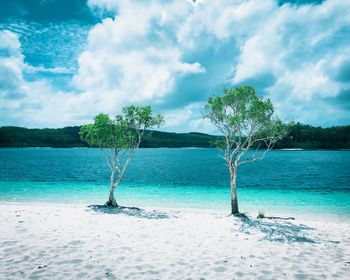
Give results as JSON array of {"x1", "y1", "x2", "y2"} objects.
[{"x1": 0, "y1": 203, "x2": 349, "y2": 280}]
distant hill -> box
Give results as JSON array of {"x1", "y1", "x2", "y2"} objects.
[
  {"x1": 0, "y1": 123, "x2": 349, "y2": 149},
  {"x1": 0, "y1": 126, "x2": 83, "y2": 148},
  {"x1": 274, "y1": 123, "x2": 350, "y2": 150},
  {"x1": 0, "y1": 126, "x2": 219, "y2": 148}
]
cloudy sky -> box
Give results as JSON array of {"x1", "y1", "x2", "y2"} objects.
[{"x1": 0, "y1": 0, "x2": 349, "y2": 132}]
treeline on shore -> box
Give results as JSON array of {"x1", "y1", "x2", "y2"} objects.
[{"x1": 0, "y1": 123, "x2": 349, "y2": 149}]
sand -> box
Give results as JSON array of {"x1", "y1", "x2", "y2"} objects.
[{"x1": 0, "y1": 203, "x2": 349, "y2": 280}]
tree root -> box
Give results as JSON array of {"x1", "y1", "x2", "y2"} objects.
[
  {"x1": 104, "y1": 200, "x2": 119, "y2": 207},
  {"x1": 228, "y1": 212, "x2": 250, "y2": 220},
  {"x1": 231, "y1": 212, "x2": 294, "y2": 221},
  {"x1": 90, "y1": 204, "x2": 141, "y2": 211},
  {"x1": 264, "y1": 216, "x2": 295, "y2": 220}
]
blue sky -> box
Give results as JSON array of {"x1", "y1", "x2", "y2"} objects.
[{"x1": 0, "y1": 0, "x2": 349, "y2": 132}]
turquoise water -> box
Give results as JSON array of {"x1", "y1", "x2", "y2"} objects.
[{"x1": 0, "y1": 148, "x2": 349, "y2": 218}]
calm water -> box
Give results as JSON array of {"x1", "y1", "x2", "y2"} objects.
[{"x1": 0, "y1": 148, "x2": 349, "y2": 218}]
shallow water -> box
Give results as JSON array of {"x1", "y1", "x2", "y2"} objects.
[{"x1": 0, "y1": 148, "x2": 349, "y2": 218}]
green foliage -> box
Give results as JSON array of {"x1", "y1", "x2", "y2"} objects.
[
  {"x1": 204, "y1": 86, "x2": 288, "y2": 146},
  {"x1": 121, "y1": 105, "x2": 164, "y2": 130},
  {"x1": 79, "y1": 114, "x2": 134, "y2": 149},
  {"x1": 79, "y1": 105, "x2": 164, "y2": 149},
  {"x1": 257, "y1": 211, "x2": 265, "y2": 219}
]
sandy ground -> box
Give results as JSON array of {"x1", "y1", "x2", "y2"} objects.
[{"x1": 0, "y1": 203, "x2": 349, "y2": 280}]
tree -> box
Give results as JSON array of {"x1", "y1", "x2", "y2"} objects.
[
  {"x1": 80, "y1": 105, "x2": 164, "y2": 207},
  {"x1": 204, "y1": 86, "x2": 288, "y2": 215}
]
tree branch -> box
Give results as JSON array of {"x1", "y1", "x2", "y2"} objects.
[{"x1": 238, "y1": 136, "x2": 276, "y2": 166}]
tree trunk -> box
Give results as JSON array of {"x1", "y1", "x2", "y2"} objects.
[
  {"x1": 230, "y1": 166, "x2": 239, "y2": 215},
  {"x1": 105, "y1": 171, "x2": 119, "y2": 207},
  {"x1": 105, "y1": 190, "x2": 118, "y2": 207}
]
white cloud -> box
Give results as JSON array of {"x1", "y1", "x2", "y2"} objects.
[
  {"x1": 2, "y1": 0, "x2": 350, "y2": 129},
  {"x1": 188, "y1": 118, "x2": 217, "y2": 134},
  {"x1": 0, "y1": 30, "x2": 99, "y2": 127},
  {"x1": 162, "y1": 107, "x2": 193, "y2": 129},
  {"x1": 0, "y1": 31, "x2": 26, "y2": 99},
  {"x1": 74, "y1": 1, "x2": 205, "y2": 111},
  {"x1": 0, "y1": 30, "x2": 22, "y2": 53}
]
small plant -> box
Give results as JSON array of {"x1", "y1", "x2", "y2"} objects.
[{"x1": 257, "y1": 211, "x2": 265, "y2": 219}]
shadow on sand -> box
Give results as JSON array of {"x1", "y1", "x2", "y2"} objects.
[
  {"x1": 87, "y1": 205, "x2": 171, "y2": 220},
  {"x1": 236, "y1": 214, "x2": 317, "y2": 243}
]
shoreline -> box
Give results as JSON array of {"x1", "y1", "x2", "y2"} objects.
[{"x1": 1, "y1": 200, "x2": 349, "y2": 222}]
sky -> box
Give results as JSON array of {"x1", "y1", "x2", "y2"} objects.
[{"x1": 0, "y1": 0, "x2": 349, "y2": 133}]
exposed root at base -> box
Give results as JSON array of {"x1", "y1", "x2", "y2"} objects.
[
  {"x1": 90, "y1": 204, "x2": 142, "y2": 211},
  {"x1": 263, "y1": 216, "x2": 295, "y2": 220},
  {"x1": 232, "y1": 212, "x2": 249, "y2": 220}
]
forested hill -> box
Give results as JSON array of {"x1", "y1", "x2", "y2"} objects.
[
  {"x1": 0, "y1": 126, "x2": 217, "y2": 148},
  {"x1": 0, "y1": 123, "x2": 349, "y2": 149},
  {"x1": 273, "y1": 123, "x2": 350, "y2": 149}
]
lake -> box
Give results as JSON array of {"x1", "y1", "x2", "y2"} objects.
[{"x1": 0, "y1": 148, "x2": 349, "y2": 218}]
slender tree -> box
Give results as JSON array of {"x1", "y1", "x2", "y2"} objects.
[
  {"x1": 204, "y1": 86, "x2": 288, "y2": 215},
  {"x1": 80, "y1": 105, "x2": 163, "y2": 207}
]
